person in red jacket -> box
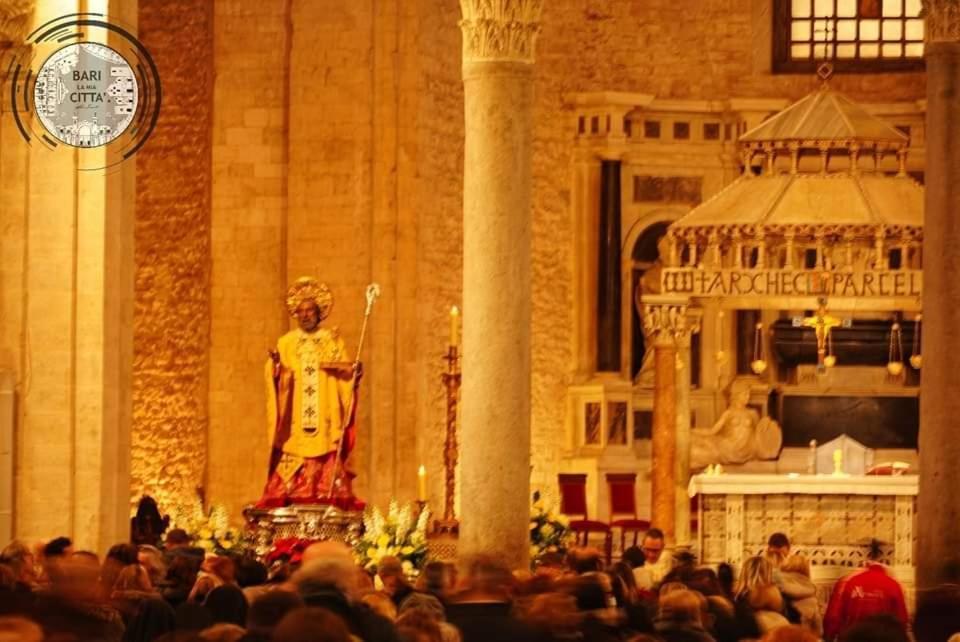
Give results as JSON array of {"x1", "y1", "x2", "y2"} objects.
[{"x1": 823, "y1": 540, "x2": 908, "y2": 641}]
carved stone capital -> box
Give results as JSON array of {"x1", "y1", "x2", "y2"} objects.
[
  {"x1": 923, "y1": 0, "x2": 960, "y2": 44},
  {"x1": 459, "y1": 0, "x2": 543, "y2": 64},
  {"x1": 0, "y1": 0, "x2": 33, "y2": 47},
  {"x1": 642, "y1": 300, "x2": 697, "y2": 346}
]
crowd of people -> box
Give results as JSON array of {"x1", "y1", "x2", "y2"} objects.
[{"x1": 2, "y1": 528, "x2": 960, "y2": 642}]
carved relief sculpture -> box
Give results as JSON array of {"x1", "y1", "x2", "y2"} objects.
[{"x1": 690, "y1": 381, "x2": 783, "y2": 470}]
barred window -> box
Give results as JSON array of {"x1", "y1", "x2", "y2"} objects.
[{"x1": 774, "y1": 0, "x2": 924, "y2": 73}]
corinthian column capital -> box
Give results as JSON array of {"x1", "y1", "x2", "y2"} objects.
[
  {"x1": 459, "y1": 0, "x2": 543, "y2": 65},
  {"x1": 642, "y1": 297, "x2": 697, "y2": 346},
  {"x1": 0, "y1": 0, "x2": 33, "y2": 46},
  {"x1": 923, "y1": 0, "x2": 960, "y2": 43}
]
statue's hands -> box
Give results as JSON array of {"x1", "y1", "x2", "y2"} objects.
[
  {"x1": 268, "y1": 349, "x2": 280, "y2": 365},
  {"x1": 353, "y1": 361, "x2": 364, "y2": 384}
]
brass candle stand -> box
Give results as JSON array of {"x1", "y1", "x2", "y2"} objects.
[{"x1": 433, "y1": 345, "x2": 461, "y2": 534}]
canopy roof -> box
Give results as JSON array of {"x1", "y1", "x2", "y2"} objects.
[
  {"x1": 739, "y1": 87, "x2": 909, "y2": 149},
  {"x1": 670, "y1": 173, "x2": 922, "y2": 239},
  {"x1": 669, "y1": 85, "x2": 920, "y2": 241}
]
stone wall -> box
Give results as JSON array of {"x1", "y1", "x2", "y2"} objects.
[
  {"x1": 133, "y1": 0, "x2": 214, "y2": 514},
  {"x1": 135, "y1": 0, "x2": 928, "y2": 522},
  {"x1": 205, "y1": 0, "x2": 289, "y2": 522}
]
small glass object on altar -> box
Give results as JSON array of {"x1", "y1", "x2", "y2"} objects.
[{"x1": 808, "y1": 439, "x2": 818, "y2": 474}]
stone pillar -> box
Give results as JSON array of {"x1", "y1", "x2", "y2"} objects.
[
  {"x1": 674, "y1": 310, "x2": 700, "y2": 549},
  {"x1": 597, "y1": 160, "x2": 622, "y2": 372},
  {"x1": 643, "y1": 298, "x2": 689, "y2": 545},
  {"x1": 1, "y1": 0, "x2": 135, "y2": 551},
  {"x1": 458, "y1": 0, "x2": 542, "y2": 572},
  {"x1": 918, "y1": 0, "x2": 960, "y2": 590}
]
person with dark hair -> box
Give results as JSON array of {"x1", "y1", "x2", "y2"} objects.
[
  {"x1": 205, "y1": 585, "x2": 248, "y2": 627},
  {"x1": 378, "y1": 556, "x2": 414, "y2": 608},
  {"x1": 913, "y1": 583, "x2": 960, "y2": 642},
  {"x1": 823, "y1": 540, "x2": 907, "y2": 641},
  {"x1": 125, "y1": 597, "x2": 177, "y2": 642},
  {"x1": 244, "y1": 590, "x2": 303, "y2": 641},
  {"x1": 838, "y1": 613, "x2": 909, "y2": 642},
  {"x1": 767, "y1": 533, "x2": 791, "y2": 559},
  {"x1": 608, "y1": 561, "x2": 655, "y2": 634},
  {"x1": 131, "y1": 495, "x2": 170, "y2": 547},
  {"x1": 635, "y1": 528, "x2": 673, "y2": 590},
  {"x1": 622, "y1": 546, "x2": 645, "y2": 569},
  {"x1": 43, "y1": 537, "x2": 73, "y2": 559}
]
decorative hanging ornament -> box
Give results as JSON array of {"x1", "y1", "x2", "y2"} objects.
[
  {"x1": 887, "y1": 321, "x2": 904, "y2": 376},
  {"x1": 715, "y1": 310, "x2": 728, "y2": 365},
  {"x1": 824, "y1": 329, "x2": 837, "y2": 368},
  {"x1": 909, "y1": 313, "x2": 922, "y2": 370},
  {"x1": 750, "y1": 321, "x2": 768, "y2": 375}
]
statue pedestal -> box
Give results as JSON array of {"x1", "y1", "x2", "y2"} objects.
[{"x1": 243, "y1": 504, "x2": 363, "y2": 559}]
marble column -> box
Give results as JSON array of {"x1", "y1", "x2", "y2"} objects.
[
  {"x1": 643, "y1": 298, "x2": 689, "y2": 545},
  {"x1": 674, "y1": 310, "x2": 700, "y2": 549},
  {"x1": 458, "y1": 0, "x2": 542, "y2": 572},
  {"x1": 918, "y1": 0, "x2": 960, "y2": 590}
]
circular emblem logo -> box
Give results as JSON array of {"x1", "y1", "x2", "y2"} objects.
[{"x1": 33, "y1": 43, "x2": 139, "y2": 148}]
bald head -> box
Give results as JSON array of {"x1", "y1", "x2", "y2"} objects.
[{"x1": 301, "y1": 540, "x2": 354, "y2": 566}]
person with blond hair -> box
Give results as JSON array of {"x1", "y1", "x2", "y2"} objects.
[
  {"x1": 736, "y1": 556, "x2": 788, "y2": 634},
  {"x1": 778, "y1": 554, "x2": 821, "y2": 635}
]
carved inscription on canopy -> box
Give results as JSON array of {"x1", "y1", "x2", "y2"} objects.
[{"x1": 661, "y1": 268, "x2": 923, "y2": 299}]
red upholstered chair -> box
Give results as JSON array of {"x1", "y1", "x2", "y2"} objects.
[
  {"x1": 606, "y1": 473, "x2": 651, "y2": 554},
  {"x1": 558, "y1": 473, "x2": 612, "y2": 562}
]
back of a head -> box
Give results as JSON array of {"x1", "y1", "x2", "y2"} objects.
[
  {"x1": 167, "y1": 528, "x2": 191, "y2": 546},
  {"x1": 458, "y1": 554, "x2": 513, "y2": 598},
  {"x1": 234, "y1": 557, "x2": 268, "y2": 588},
  {"x1": 198, "y1": 622, "x2": 246, "y2": 642},
  {"x1": 106, "y1": 542, "x2": 139, "y2": 566},
  {"x1": 43, "y1": 537, "x2": 72, "y2": 558},
  {"x1": 300, "y1": 541, "x2": 354, "y2": 566},
  {"x1": 622, "y1": 546, "x2": 645, "y2": 568},
  {"x1": 767, "y1": 532, "x2": 790, "y2": 550},
  {"x1": 762, "y1": 624, "x2": 819, "y2": 642},
  {"x1": 292, "y1": 557, "x2": 358, "y2": 605},
  {"x1": 658, "y1": 588, "x2": 703, "y2": 625},
  {"x1": 915, "y1": 584, "x2": 960, "y2": 642},
  {"x1": 839, "y1": 613, "x2": 909, "y2": 642},
  {"x1": 737, "y1": 555, "x2": 773, "y2": 595},
  {"x1": 780, "y1": 554, "x2": 811, "y2": 577},
  {"x1": 0, "y1": 616, "x2": 43, "y2": 642},
  {"x1": 378, "y1": 556, "x2": 404, "y2": 579},
  {"x1": 272, "y1": 607, "x2": 351, "y2": 642},
  {"x1": 205, "y1": 585, "x2": 248, "y2": 627},
  {"x1": 570, "y1": 575, "x2": 608, "y2": 612},
  {"x1": 567, "y1": 548, "x2": 603, "y2": 575},
  {"x1": 397, "y1": 609, "x2": 444, "y2": 642},
  {"x1": 417, "y1": 561, "x2": 450, "y2": 595},
  {"x1": 247, "y1": 590, "x2": 304, "y2": 633}
]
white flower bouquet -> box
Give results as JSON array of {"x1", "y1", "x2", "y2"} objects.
[
  {"x1": 354, "y1": 500, "x2": 430, "y2": 576},
  {"x1": 529, "y1": 491, "x2": 572, "y2": 565},
  {"x1": 167, "y1": 499, "x2": 247, "y2": 556}
]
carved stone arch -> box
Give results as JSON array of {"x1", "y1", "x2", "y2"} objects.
[{"x1": 621, "y1": 207, "x2": 688, "y2": 379}]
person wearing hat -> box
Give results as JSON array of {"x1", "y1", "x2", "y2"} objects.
[{"x1": 258, "y1": 277, "x2": 363, "y2": 508}]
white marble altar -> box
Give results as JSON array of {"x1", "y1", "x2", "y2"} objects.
[{"x1": 689, "y1": 473, "x2": 917, "y2": 606}]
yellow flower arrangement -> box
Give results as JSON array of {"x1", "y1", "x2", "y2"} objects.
[
  {"x1": 167, "y1": 498, "x2": 248, "y2": 557},
  {"x1": 529, "y1": 491, "x2": 573, "y2": 568},
  {"x1": 354, "y1": 500, "x2": 430, "y2": 575}
]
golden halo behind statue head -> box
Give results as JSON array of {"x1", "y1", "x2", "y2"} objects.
[{"x1": 286, "y1": 277, "x2": 334, "y2": 320}]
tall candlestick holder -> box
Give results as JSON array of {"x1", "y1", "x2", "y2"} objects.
[{"x1": 433, "y1": 345, "x2": 461, "y2": 534}]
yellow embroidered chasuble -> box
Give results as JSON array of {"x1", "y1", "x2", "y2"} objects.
[{"x1": 265, "y1": 327, "x2": 355, "y2": 482}]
